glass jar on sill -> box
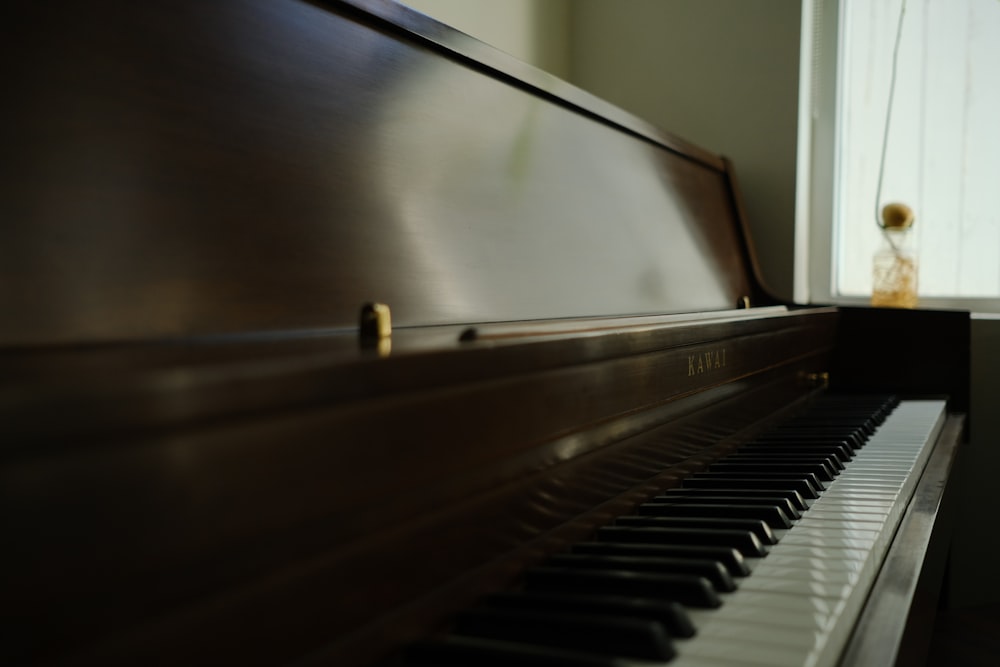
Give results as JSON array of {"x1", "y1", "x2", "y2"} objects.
[{"x1": 871, "y1": 202, "x2": 918, "y2": 308}]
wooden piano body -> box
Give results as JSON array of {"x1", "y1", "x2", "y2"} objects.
[{"x1": 1, "y1": 1, "x2": 969, "y2": 665}]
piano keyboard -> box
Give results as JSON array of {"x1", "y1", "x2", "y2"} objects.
[
  {"x1": 405, "y1": 397, "x2": 948, "y2": 667},
  {"x1": 674, "y1": 398, "x2": 946, "y2": 667}
]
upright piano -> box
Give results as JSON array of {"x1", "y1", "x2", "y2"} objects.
[{"x1": 1, "y1": 1, "x2": 969, "y2": 666}]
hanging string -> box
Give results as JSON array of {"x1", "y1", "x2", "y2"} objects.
[{"x1": 874, "y1": 0, "x2": 908, "y2": 232}]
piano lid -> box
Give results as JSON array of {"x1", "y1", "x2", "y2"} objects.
[{"x1": 1, "y1": 0, "x2": 773, "y2": 347}]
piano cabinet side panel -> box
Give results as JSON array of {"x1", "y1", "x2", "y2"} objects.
[{"x1": 831, "y1": 307, "x2": 970, "y2": 417}]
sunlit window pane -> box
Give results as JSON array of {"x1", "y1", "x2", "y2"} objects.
[{"x1": 835, "y1": 0, "x2": 1000, "y2": 298}]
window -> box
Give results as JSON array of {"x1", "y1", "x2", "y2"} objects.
[{"x1": 797, "y1": 0, "x2": 1000, "y2": 309}]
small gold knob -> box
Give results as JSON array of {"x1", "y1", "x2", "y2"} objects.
[{"x1": 359, "y1": 302, "x2": 392, "y2": 344}]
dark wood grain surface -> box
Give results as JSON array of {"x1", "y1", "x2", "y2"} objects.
[{"x1": 2, "y1": 0, "x2": 765, "y2": 347}]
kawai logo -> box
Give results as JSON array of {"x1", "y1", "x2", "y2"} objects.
[{"x1": 687, "y1": 347, "x2": 728, "y2": 376}]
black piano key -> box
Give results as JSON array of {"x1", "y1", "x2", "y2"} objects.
[
  {"x1": 752, "y1": 430, "x2": 860, "y2": 441},
  {"x1": 651, "y1": 494, "x2": 802, "y2": 520},
  {"x1": 719, "y1": 447, "x2": 850, "y2": 473},
  {"x1": 774, "y1": 430, "x2": 868, "y2": 445},
  {"x1": 708, "y1": 461, "x2": 835, "y2": 482},
  {"x1": 596, "y1": 525, "x2": 767, "y2": 558},
  {"x1": 784, "y1": 418, "x2": 876, "y2": 435},
  {"x1": 692, "y1": 470, "x2": 824, "y2": 490},
  {"x1": 777, "y1": 417, "x2": 871, "y2": 429},
  {"x1": 484, "y1": 591, "x2": 696, "y2": 638},
  {"x1": 720, "y1": 456, "x2": 842, "y2": 479},
  {"x1": 524, "y1": 567, "x2": 720, "y2": 608},
  {"x1": 683, "y1": 475, "x2": 821, "y2": 499},
  {"x1": 452, "y1": 607, "x2": 675, "y2": 661},
  {"x1": 806, "y1": 412, "x2": 877, "y2": 424},
  {"x1": 739, "y1": 442, "x2": 853, "y2": 462},
  {"x1": 801, "y1": 399, "x2": 895, "y2": 425},
  {"x1": 406, "y1": 636, "x2": 622, "y2": 667},
  {"x1": 789, "y1": 399, "x2": 887, "y2": 412},
  {"x1": 772, "y1": 418, "x2": 869, "y2": 426},
  {"x1": 786, "y1": 409, "x2": 875, "y2": 419},
  {"x1": 615, "y1": 515, "x2": 775, "y2": 545},
  {"x1": 752, "y1": 431, "x2": 860, "y2": 444},
  {"x1": 636, "y1": 501, "x2": 792, "y2": 529},
  {"x1": 659, "y1": 487, "x2": 809, "y2": 512},
  {"x1": 572, "y1": 542, "x2": 750, "y2": 577},
  {"x1": 546, "y1": 553, "x2": 736, "y2": 592},
  {"x1": 759, "y1": 430, "x2": 864, "y2": 449},
  {"x1": 724, "y1": 452, "x2": 845, "y2": 472}
]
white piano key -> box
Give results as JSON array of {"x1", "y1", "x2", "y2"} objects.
[
  {"x1": 678, "y1": 629, "x2": 834, "y2": 667},
  {"x1": 669, "y1": 651, "x2": 797, "y2": 667},
  {"x1": 827, "y1": 477, "x2": 906, "y2": 487},
  {"x1": 832, "y1": 477, "x2": 907, "y2": 486},
  {"x1": 767, "y1": 545, "x2": 871, "y2": 564},
  {"x1": 688, "y1": 600, "x2": 838, "y2": 632},
  {"x1": 802, "y1": 509, "x2": 892, "y2": 522},
  {"x1": 762, "y1": 553, "x2": 868, "y2": 574},
  {"x1": 778, "y1": 526, "x2": 881, "y2": 542},
  {"x1": 818, "y1": 488, "x2": 899, "y2": 498},
  {"x1": 806, "y1": 498, "x2": 895, "y2": 510},
  {"x1": 693, "y1": 618, "x2": 831, "y2": 655},
  {"x1": 750, "y1": 561, "x2": 861, "y2": 585},
  {"x1": 736, "y1": 576, "x2": 854, "y2": 599},
  {"x1": 793, "y1": 517, "x2": 887, "y2": 530},
  {"x1": 777, "y1": 534, "x2": 876, "y2": 550},
  {"x1": 712, "y1": 589, "x2": 850, "y2": 619}
]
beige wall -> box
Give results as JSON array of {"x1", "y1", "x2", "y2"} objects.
[
  {"x1": 569, "y1": 0, "x2": 801, "y2": 299},
  {"x1": 401, "y1": 0, "x2": 571, "y2": 79},
  {"x1": 403, "y1": 0, "x2": 799, "y2": 299}
]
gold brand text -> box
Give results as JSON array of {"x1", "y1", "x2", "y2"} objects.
[{"x1": 687, "y1": 348, "x2": 728, "y2": 377}]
